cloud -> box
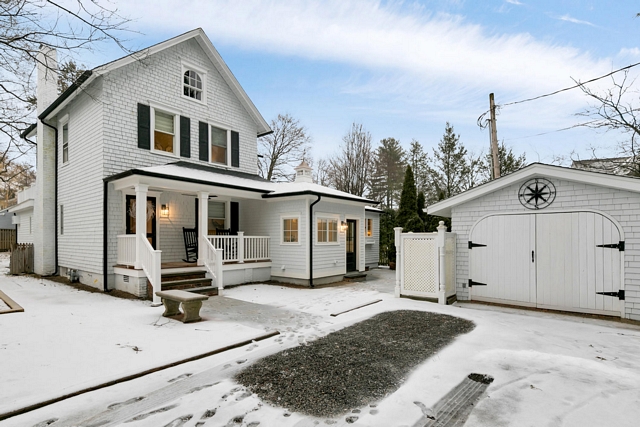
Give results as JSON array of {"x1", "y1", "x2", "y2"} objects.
[
  {"x1": 556, "y1": 14, "x2": 595, "y2": 26},
  {"x1": 505, "y1": 0, "x2": 524, "y2": 5}
]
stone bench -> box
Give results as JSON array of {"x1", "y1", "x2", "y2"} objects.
[{"x1": 155, "y1": 290, "x2": 209, "y2": 323}]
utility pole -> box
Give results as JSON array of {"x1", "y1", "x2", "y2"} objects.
[{"x1": 489, "y1": 93, "x2": 500, "y2": 179}]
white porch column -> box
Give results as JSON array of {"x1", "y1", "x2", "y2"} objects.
[
  {"x1": 237, "y1": 231, "x2": 245, "y2": 263},
  {"x1": 394, "y1": 227, "x2": 403, "y2": 298},
  {"x1": 197, "y1": 191, "x2": 209, "y2": 266},
  {"x1": 437, "y1": 221, "x2": 447, "y2": 305},
  {"x1": 134, "y1": 184, "x2": 148, "y2": 270}
]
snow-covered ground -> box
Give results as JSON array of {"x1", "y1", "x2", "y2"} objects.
[{"x1": 1, "y1": 264, "x2": 640, "y2": 427}]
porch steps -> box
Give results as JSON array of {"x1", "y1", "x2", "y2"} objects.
[
  {"x1": 343, "y1": 272, "x2": 367, "y2": 282},
  {"x1": 160, "y1": 271, "x2": 217, "y2": 296}
]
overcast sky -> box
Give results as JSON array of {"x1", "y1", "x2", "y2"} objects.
[{"x1": 83, "y1": 0, "x2": 640, "y2": 165}]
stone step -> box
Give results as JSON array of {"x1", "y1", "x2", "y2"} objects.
[
  {"x1": 187, "y1": 286, "x2": 219, "y2": 296},
  {"x1": 161, "y1": 278, "x2": 212, "y2": 291},
  {"x1": 161, "y1": 271, "x2": 207, "y2": 282}
]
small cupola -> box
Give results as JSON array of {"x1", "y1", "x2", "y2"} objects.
[{"x1": 294, "y1": 160, "x2": 313, "y2": 183}]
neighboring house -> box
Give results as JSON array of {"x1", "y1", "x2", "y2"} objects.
[
  {"x1": 572, "y1": 156, "x2": 639, "y2": 176},
  {"x1": 7, "y1": 186, "x2": 35, "y2": 244},
  {"x1": 427, "y1": 163, "x2": 640, "y2": 321},
  {"x1": 23, "y1": 28, "x2": 379, "y2": 302}
]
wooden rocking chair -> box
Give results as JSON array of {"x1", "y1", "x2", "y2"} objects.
[{"x1": 182, "y1": 227, "x2": 198, "y2": 263}]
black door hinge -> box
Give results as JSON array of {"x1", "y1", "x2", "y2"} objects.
[
  {"x1": 468, "y1": 279, "x2": 487, "y2": 287},
  {"x1": 596, "y1": 241, "x2": 625, "y2": 251},
  {"x1": 596, "y1": 290, "x2": 625, "y2": 300},
  {"x1": 468, "y1": 241, "x2": 487, "y2": 249}
]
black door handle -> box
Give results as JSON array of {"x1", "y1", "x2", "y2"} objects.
[{"x1": 532, "y1": 251, "x2": 535, "y2": 262}]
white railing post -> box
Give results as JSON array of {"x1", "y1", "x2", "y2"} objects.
[
  {"x1": 237, "y1": 231, "x2": 244, "y2": 263},
  {"x1": 197, "y1": 191, "x2": 209, "y2": 266},
  {"x1": 437, "y1": 221, "x2": 447, "y2": 305},
  {"x1": 216, "y1": 251, "x2": 223, "y2": 295},
  {"x1": 394, "y1": 227, "x2": 403, "y2": 298},
  {"x1": 134, "y1": 184, "x2": 148, "y2": 270}
]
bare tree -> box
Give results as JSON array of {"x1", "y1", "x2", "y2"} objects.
[
  {"x1": 1, "y1": 0, "x2": 130, "y2": 184},
  {"x1": 313, "y1": 157, "x2": 331, "y2": 186},
  {"x1": 575, "y1": 70, "x2": 640, "y2": 175},
  {"x1": 258, "y1": 113, "x2": 311, "y2": 181},
  {"x1": 327, "y1": 123, "x2": 373, "y2": 197}
]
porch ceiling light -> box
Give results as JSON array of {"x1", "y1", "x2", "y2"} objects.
[
  {"x1": 340, "y1": 221, "x2": 348, "y2": 233},
  {"x1": 161, "y1": 204, "x2": 169, "y2": 217}
]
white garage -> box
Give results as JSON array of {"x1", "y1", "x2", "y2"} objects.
[{"x1": 427, "y1": 163, "x2": 639, "y2": 320}]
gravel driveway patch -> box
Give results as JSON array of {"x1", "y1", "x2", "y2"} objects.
[{"x1": 236, "y1": 310, "x2": 475, "y2": 417}]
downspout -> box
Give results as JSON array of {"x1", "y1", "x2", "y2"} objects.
[
  {"x1": 103, "y1": 181, "x2": 108, "y2": 292},
  {"x1": 309, "y1": 195, "x2": 321, "y2": 288},
  {"x1": 40, "y1": 119, "x2": 58, "y2": 275}
]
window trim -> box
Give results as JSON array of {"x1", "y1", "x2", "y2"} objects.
[
  {"x1": 316, "y1": 214, "x2": 340, "y2": 245},
  {"x1": 181, "y1": 61, "x2": 207, "y2": 105},
  {"x1": 280, "y1": 213, "x2": 301, "y2": 245},
  {"x1": 208, "y1": 121, "x2": 232, "y2": 166},
  {"x1": 149, "y1": 103, "x2": 181, "y2": 158}
]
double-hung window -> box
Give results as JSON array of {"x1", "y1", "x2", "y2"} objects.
[
  {"x1": 154, "y1": 110, "x2": 176, "y2": 154},
  {"x1": 282, "y1": 217, "x2": 299, "y2": 244},
  {"x1": 208, "y1": 201, "x2": 226, "y2": 234},
  {"x1": 366, "y1": 218, "x2": 373, "y2": 237},
  {"x1": 62, "y1": 123, "x2": 69, "y2": 163},
  {"x1": 210, "y1": 126, "x2": 227, "y2": 164},
  {"x1": 317, "y1": 217, "x2": 338, "y2": 244}
]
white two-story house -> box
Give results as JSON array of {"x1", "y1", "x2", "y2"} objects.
[{"x1": 21, "y1": 28, "x2": 379, "y2": 303}]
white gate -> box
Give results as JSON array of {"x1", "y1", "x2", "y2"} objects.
[{"x1": 395, "y1": 221, "x2": 457, "y2": 303}]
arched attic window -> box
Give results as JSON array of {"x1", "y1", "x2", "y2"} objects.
[{"x1": 183, "y1": 69, "x2": 203, "y2": 101}]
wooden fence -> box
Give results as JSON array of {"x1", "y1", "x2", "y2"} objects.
[
  {"x1": 0, "y1": 229, "x2": 15, "y2": 251},
  {"x1": 10, "y1": 243, "x2": 33, "y2": 275}
]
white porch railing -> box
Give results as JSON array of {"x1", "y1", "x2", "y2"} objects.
[
  {"x1": 208, "y1": 233, "x2": 270, "y2": 263},
  {"x1": 201, "y1": 236, "x2": 224, "y2": 292},
  {"x1": 244, "y1": 236, "x2": 270, "y2": 261},
  {"x1": 116, "y1": 235, "x2": 136, "y2": 266},
  {"x1": 139, "y1": 234, "x2": 162, "y2": 305}
]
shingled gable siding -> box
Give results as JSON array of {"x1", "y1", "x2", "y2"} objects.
[
  {"x1": 101, "y1": 38, "x2": 261, "y2": 278},
  {"x1": 240, "y1": 198, "x2": 308, "y2": 281},
  {"x1": 56, "y1": 78, "x2": 105, "y2": 287},
  {"x1": 450, "y1": 178, "x2": 640, "y2": 321}
]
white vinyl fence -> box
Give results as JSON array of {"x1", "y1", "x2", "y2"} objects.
[{"x1": 394, "y1": 221, "x2": 457, "y2": 304}]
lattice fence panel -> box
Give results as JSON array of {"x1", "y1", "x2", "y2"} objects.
[{"x1": 403, "y1": 237, "x2": 438, "y2": 295}]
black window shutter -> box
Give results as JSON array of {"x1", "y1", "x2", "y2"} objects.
[
  {"x1": 137, "y1": 103, "x2": 150, "y2": 150},
  {"x1": 198, "y1": 121, "x2": 208, "y2": 161},
  {"x1": 230, "y1": 201, "x2": 239, "y2": 235},
  {"x1": 231, "y1": 131, "x2": 240, "y2": 167},
  {"x1": 180, "y1": 116, "x2": 190, "y2": 158}
]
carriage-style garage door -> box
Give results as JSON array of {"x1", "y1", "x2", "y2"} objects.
[{"x1": 469, "y1": 212, "x2": 623, "y2": 316}]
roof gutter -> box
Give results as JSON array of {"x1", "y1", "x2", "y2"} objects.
[
  {"x1": 103, "y1": 181, "x2": 109, "y2": 291},
  {"x1": 309, "y1": 195, "x2": 321, "y2": 288},
  {"x1": 262, "y1": 190, "x2": 377, "y2": 205}
]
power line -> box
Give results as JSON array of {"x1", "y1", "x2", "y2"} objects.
[
  {"x1": 478, "y1": 60, "x2": 640, "y2": 127},
  {"x1": 503, "y1": 120, "x2": 598, "y2": 142}
]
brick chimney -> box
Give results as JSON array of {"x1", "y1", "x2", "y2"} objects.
[{"x1": 33, "y1": 46, "x2": 58, "y2": 275}]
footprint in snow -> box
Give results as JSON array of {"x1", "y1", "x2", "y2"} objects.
[
  {"x1": 168, "y1": 373, "x2": 192, "y2": 383},
  {"x1": 345, "y1": 416, "x2": 359, "y2": 423},
  {"x1": 223, "y1": 364, "x2": 232, "y2": 369},
  {"x1": 236, "y1": 391, "x2": 252, "y2": 401},
  {"x1": 108, "y1": 396, "x2": 145, "y2": 410},
  {"x1": 225, "y1": 415, "x2": 244, "y2": 426},
  {"x1": 126, "y1": 404, "x2": 178, "y2": 422},
  {"x1": 188, "y1": 384, "x2": 215, "y2": 394},
  {"x1": 245, "y1": 344, "x2": 258, "y2": 351},
  {"x1": 246, "y1": 422, "x2": 260, "y2": 426},
  {"x1": 162, "y1": 415, "x2": 192, "y2": 427},
  {"x1": 236, "y1": 359, "x2": 247, "y2": 364},
  {"x1": 414, "y1": 401, "x2": 435, "y2": 420},
  {"x1": 31, "y1": 419, "x2": 58, "y2": 427},
  {"x1": 200, "y1": 408, "x2": 217, "y2": 419}
]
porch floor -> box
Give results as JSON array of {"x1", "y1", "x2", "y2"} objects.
[{"x1": 113, "y1": 259, "x2": 271, "y2": 271}]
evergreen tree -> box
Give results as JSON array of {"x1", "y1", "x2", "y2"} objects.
[
  {"x1": 483, "y1": 141, "x2": 527, "y2": 180},
  {"x1": 379, "y1": 208, "x2": 397, "y2": 264},
  {"x1": 416, "y1": 191, "x2": 427, "y2": 223},
  {"x1": 408, "y1": 139, "x2": 429, "y2": 195},
  {"x1": 429, "y1": 122, "x2": 469, "y2": 202},
  {"x1": 397, "y1": 166, "x2": 424, "y2": 232},
  {"x1": 369, "y1": 138, "x2": 405, "y2": 208}
]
